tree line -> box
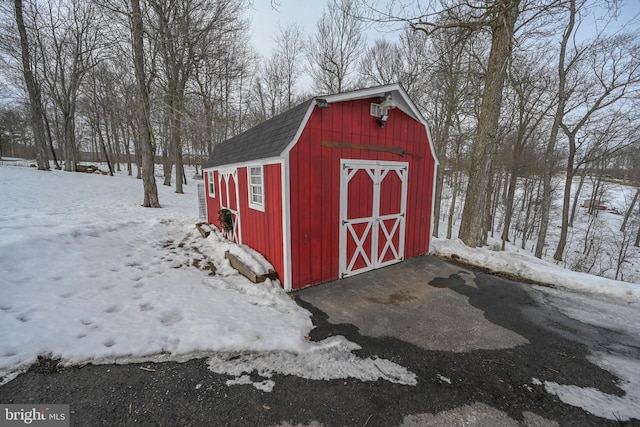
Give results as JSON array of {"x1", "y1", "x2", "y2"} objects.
[{"x1": 1, "y1": 0, "x2": 639, "y2": 278}]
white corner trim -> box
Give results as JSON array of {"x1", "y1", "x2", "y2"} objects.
[{"x1": 281, "y1": 102, "x2": 317, "y2": 157}]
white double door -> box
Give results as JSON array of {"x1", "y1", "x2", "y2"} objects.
[
  {"x1": 339, "y1": 160, "x2": 408, "y2": 278},
  {"x1": 217, "y1": 169, "x2": 241, "y2": 244}
]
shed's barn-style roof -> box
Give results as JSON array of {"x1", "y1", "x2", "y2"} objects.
[
  {"x1": 203, "y1": 99, "x2": 313, "y2": 168},
  {"x1": 203, "y1": 84, "x2": 430, "y2": 169}
]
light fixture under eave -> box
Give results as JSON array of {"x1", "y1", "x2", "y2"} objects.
[
  {"x1": 379, "y1": 92, "x2": 396, "y2": 109},
  {"x1": 316, "y1": 98, "x2": 329, "y2": 108},
  {"x1": 377, "y1": 113, "x2": 389, "y2": 128}
]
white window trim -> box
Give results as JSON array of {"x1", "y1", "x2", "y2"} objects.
[
  {"x1": 248, "y1": 165, "x2": 265, "y2": 212},
  {"x1": 370, "y1": 103, "x2": 389, "y2": 117},
  {"x1": 207, "y1": 171, "x2": 215, "y2": 197}
]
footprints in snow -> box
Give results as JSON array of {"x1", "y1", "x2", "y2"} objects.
[
  {"x1": 16, "y1": 313, "x2": 30, "y2": 323},
  {"x1": 139, "y1": 303, "x2": 154, "y2": 312},
  {"x1": 104, "y1": 305, "x2": 121, "y2": 314},
  {"x1": 160, "y1": 309, "x2": 183, "y2": 326}
]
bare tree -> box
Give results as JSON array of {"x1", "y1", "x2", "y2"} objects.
[
  {"x1": 130, "y1": 0, "x2": 160, "y2": 207},
  {"x1": 500, "y1": 50, "x2": 556, "y2": 250},
  {"x1": 250, "y1": 25, "x2": 305, "y2": 122},
  {"x1": 551, "y1": 32, "x2": 640, "y2": 261},
  {"x1": 358, "y1": 39, "x2": 403, "y2": 86},
  {"x1": 420, "y1": 27, "x2": 476, "y2": 238},
  {"x1": 306, "y1": 0, "x2": 365, "y2": 93},
  {"x1": 456, "y1": 0, "x2": 521, "y2": 247},
  {"x1": 13, "y1": 0, "x2": 49, "y2": 170},
  {"x1": 149, "y1": 0, "x2": 246, "y2": 193},
  {"x1": 535, "y1": 0, "x2": 580, "y2": 258},
  {"x1": 33, "y1": 0, "x2": 105, "y2": 172},
  {"x1": 274, "y1": 23, "x2": 305, "y2": 109}
]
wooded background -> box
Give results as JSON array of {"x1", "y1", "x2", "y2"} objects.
[{"x1": 1, "y1": 0, "x2": 639, "y2": 279}]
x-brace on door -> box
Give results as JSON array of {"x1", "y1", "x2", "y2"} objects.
[{"x1": 339, "y1": 159, "x2": 408, "y2": 278}]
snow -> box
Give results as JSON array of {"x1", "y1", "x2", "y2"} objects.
[
  {"x1": 0, "y1": 164, "x2": 413, "y2": 388},
  {"x1": 539, "y1": 353, "x2": 640, "y2": 421},
  {"x1": 207, "y1": 336, "x2": 417, "y2": 387},
  {"x1": 433, "y1": 238, "x2": 640, "y2": 302},
  {"x1": 437, "y1": 374, "x2": 452, "y2": 384},
  {"x1": 1, "y1": 161, "x2": 639, "y2": 420},
  {"x1": 437, "y1": 175, "x2": 640, "y2": 284}
]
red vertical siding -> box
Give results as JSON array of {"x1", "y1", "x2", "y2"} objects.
[
  {"x1": 236, "y1": 164, "x2": 285, "y2": 285},
  {"x1": 205, "y1": 165, "x2": 285, "y2": 287},
  {"x1": 288, "y1": 98, "x2": 435, "y2": 289}
]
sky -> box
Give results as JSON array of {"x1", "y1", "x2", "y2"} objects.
[
  {"x1": 245, "y1": 0, "x2": 640, "y2": 58},
  {"x1": 245, "y1": 0, "x2": 395, "y2": 58},
  {"x1": 246, "y1": 1, "x2": 325, "y2": 56}
]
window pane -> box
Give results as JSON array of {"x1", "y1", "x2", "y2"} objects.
[{"x1": 248, "y1": 167, "x2": 263, "y2": 208}]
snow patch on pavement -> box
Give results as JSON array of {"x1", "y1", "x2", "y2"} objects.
[
  {"x1": 207, "y1": 336, "x2": 417, "y2": 389},
  {"x1": 537, "y1": 353, "x2": 640, "y2": 422}
]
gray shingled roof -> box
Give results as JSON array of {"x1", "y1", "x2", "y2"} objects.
[{"x1": 203, "y1": 99, "x2": 313, "y2": 168}]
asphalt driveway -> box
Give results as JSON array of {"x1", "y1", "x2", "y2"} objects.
[
  {"x1": 1, "y1": 255, "x2": 637, "y2": 426},
  {"x1": 297, "y1": 255, "x2": 529, "y2": 353}
]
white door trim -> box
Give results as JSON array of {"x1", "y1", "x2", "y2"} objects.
[
  {"x1": 217, "y1": 168, "x2": 242, "y2": 244},
  {"x1": 339, "y1": 159, "x2": 408, "y2": 278}
]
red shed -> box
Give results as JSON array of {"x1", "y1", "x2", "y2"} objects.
[{"x1": 203, "y1": 84, "x2": 438, "y2": 291}]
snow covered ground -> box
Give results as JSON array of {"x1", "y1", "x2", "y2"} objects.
[
  {"x1": 438, "y1": 174, "x2": 640, "y2": 284},
  {"x1": 0, "y1": 164, "x2": 415, "y2": 388},
  {"x1": 433, "y1": 238, "x2": 640, "y2": 302},
  {"x1": 1, "y1": 162, "x2": 639, "y2": 421}
]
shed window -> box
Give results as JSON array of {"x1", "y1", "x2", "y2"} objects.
[
  {"x1": 207, "y1": 171, "x2": 215, "y2": 197},
  {"x1": 248, "y1": 166, "x2": 264, "y2": 211}
]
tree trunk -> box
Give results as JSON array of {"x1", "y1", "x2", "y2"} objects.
[
  {"x1": 109, "y1": 111, "x2": 122, "y2": 172},
  {"x1": 14, "y1": 0, "x2": 49, "y2": 170},
  {"x1": 96, "y1": 116, "x2": 114, "y2": 176},
  {"x1": 43, "y1": 113, "x2": 60, "y2": 169},
  {"x1": 121, "y1": 121, "x2": 133, "y2": 176},
  {"x1": 432, "y1": 65, "x2": 458, "y2": 238},
  {"x1": 171, "y1": 94, "x2": 185, "y2": 194},
  {"x1": 520, "y1": 180, "x2": 533, "y2": 250},
  {"x1": 458, "y1": 0, "x2": 520, "y2": 247},
  {"x1": 501, "y1": 166, "x2": 518, "y2": 250},
  {"x1": 432, "y1": 170, "x2": 444, "y2": 237},
  {"x1": 131, "y1": 0, "x2": 160, "y2": 207},
  {"x1": 553, "y1": 141, "x2": 576, "y2": 261},
  {"x1": 446, "y1": 170, "x2": 459, "y2": 240},
  {"x1": 536, "y1": 0, "x2": 576, "y2": 258},
  {"x1": 569, "y1": 167, "x2": 588, "y2": 227},
  {"x1": 62, "y1": 109, "x2": 78, "y2": 172},
  {"x1": 621, "y1": 188, "x2": 639, "y2": 233}
]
